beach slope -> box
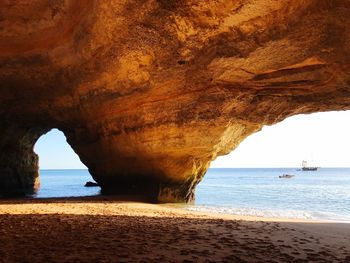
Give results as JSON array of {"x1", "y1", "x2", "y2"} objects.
[{"x1": 0, "y1": 198, "x2": 349, "y2": 262}]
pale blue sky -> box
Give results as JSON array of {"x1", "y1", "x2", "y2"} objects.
[
  {"x1": 34, "y1": 111, "x2": 350, "y2": 169},
  {"x1": 34, "y1": 129, "x2": 87, "y2": 169}
]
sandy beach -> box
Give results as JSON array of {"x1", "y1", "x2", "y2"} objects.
[{"x1": 0, "y1": 197, "x2": 349, "y2": 263}]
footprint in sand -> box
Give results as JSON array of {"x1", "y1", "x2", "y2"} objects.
[{"x1": 303, "y1": 248, "x2": 315, "y2": 252}]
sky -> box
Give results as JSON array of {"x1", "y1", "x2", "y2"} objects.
[
  {"x1": 34, "y1": 129, "x2": 87, "y2": 169},
  {"x1": 34, "y1": 111, "x2": 350, "y2": 169}
]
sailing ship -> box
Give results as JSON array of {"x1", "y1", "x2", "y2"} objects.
[{"x1": 301, "y1": 160, "x2": 318, "y2": 171}]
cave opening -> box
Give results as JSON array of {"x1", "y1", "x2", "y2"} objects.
[
  {"x1": 33, "y1": 129, "x2": 100, "y2": 198},
  {"x1": 195, "y1": 111, "x2": 350, "y2": 221}
]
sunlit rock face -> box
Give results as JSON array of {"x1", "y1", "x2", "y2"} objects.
[{"x1": 1, "y1": 0, "x2": 350, "y2": 202}]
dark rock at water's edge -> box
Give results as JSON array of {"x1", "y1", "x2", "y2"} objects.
[{"x1": 84, "y1": 181, "x2": 99, "y2": 187}]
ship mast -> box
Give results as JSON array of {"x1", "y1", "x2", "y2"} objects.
[{"x1": 302, "y1": 160, "x2": 307, "y2": 168}]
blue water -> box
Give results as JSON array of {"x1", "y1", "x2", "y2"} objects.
[
  {"x1": 36, "y1": 168, "x2": 350, "y2": 222},
  {"x1": 191, "y1": 168, "x2": 350, "y2": 222},
  {"x1": 36, "y1": 169, "x2": 101, "y2": 198}
]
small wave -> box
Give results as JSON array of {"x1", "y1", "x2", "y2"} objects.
[{"x1": 186, "y1": 205, "x2": 319, "y2": 220}]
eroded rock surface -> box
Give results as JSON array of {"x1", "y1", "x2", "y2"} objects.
[{"x1": 1, "y1": 0, "x2": 350, "y2": 201}]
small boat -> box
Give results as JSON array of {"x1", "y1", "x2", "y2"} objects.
[
  {"x1": 301, "y1": 160, "x2": 318, "y2": 171},
  {"x1": 279, "y1": 174, "x2": 295, "y2": 179}
]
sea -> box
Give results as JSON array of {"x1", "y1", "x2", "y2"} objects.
[{"x1": 35, "y1": 168, "x2": 350, "y2": 222}]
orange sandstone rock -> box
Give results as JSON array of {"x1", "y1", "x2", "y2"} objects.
[{"x1": 0, "y1": 0, "x2": 350, "y2": 201}]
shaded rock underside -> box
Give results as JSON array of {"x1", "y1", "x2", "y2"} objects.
[{"x1": 0, "y1": 0, "x2": 350, "y2": 202}]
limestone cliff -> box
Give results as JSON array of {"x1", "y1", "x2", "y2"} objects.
[{"x1": 1, "y1": 0, "x2": 350, "y2": 202}]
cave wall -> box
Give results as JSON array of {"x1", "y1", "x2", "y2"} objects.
[
  {"x1": 0, "y1": 126, "x2": 48, "y2": 196},
  {"x1": 0, "y1": 0, "x2": 350, "y2": 201}
]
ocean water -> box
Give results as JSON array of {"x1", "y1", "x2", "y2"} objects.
[
  {"x1": 35, "y1": 168, "x2": 350, "y2": 222},
  {"x1": 35, "y1": 170, "x2": 101, "y2": 198},
  {"x1": 190, "y1": 168, "x2": 350, "y2": 222}
]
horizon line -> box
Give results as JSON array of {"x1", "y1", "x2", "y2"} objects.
[{"x1": 39, "y1": 167, "x2": 350, "y2": 170}]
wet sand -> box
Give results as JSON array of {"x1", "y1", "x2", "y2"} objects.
[{"x1": 0, "y1": 197, "x2": 349, "y2": 263}]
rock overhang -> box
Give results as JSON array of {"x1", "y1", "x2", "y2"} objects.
[{"x1": 0, "y1": 0, "x2": 350, "y2": 202}]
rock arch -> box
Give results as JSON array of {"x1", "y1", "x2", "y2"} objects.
[{"x1": 0, "y1": 0, "x2": 350, "y2": 202}]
